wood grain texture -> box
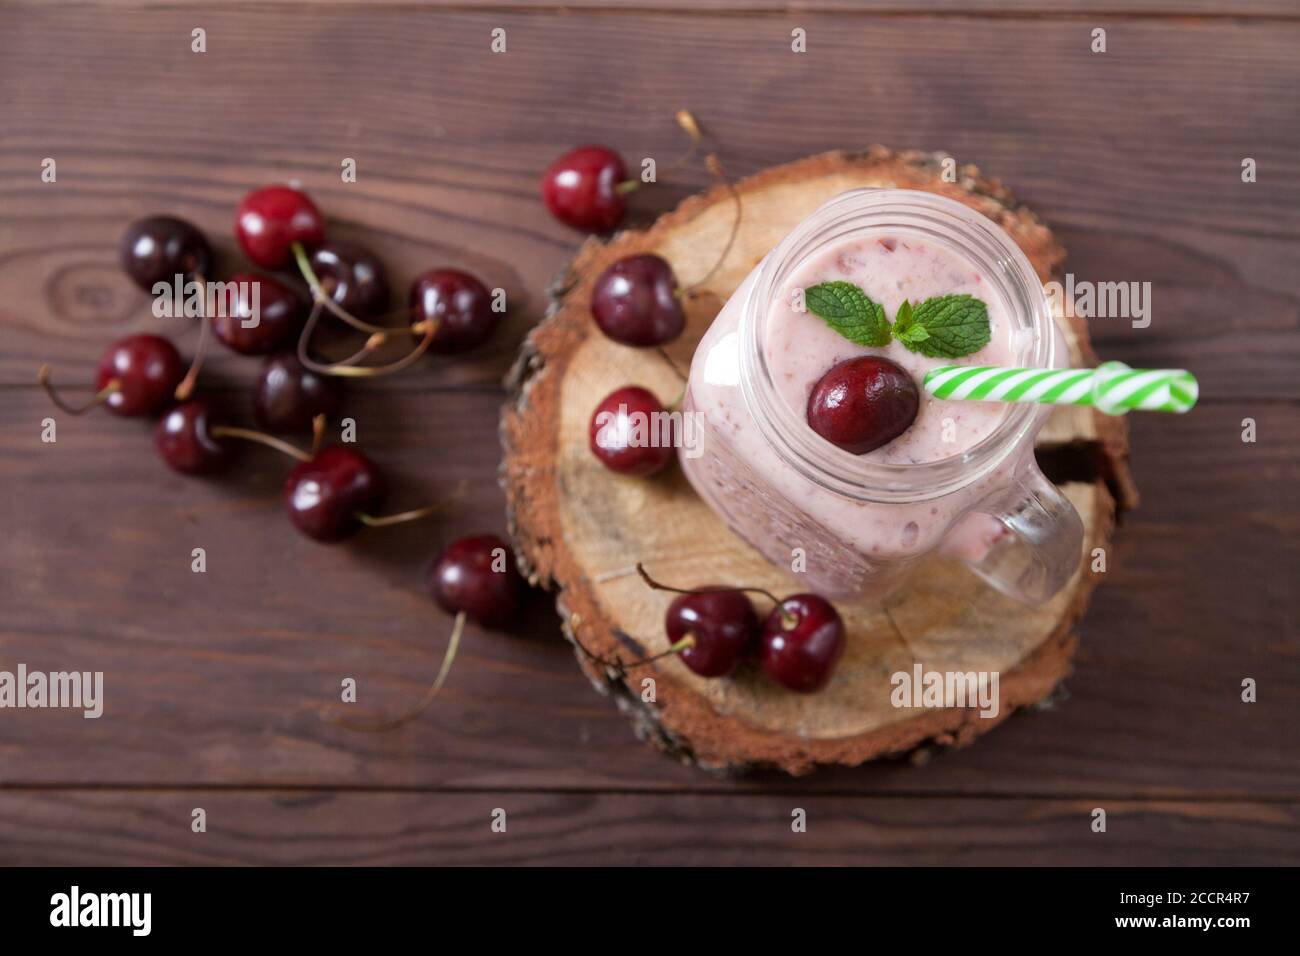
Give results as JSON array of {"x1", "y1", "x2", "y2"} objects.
[
  {"x1": 0, "y1": 790, "x2": 1295, "y2": 866},
  {"x1": 0, "y1": 9, "x2": 1296, "y2": 397},
  {"x1": 28, "y1": 2, "x2": 1300, "y2": 16},
  {"x1": 0, "y1": 3, "x2": 1296, "y2": 863},
  {"x1": 2, "y1": 391, "x2": 1295, "y2": 795}
]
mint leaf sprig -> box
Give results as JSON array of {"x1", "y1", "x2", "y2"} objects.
[
  {"x1": 804, "y1": 281, "x2": 991, "y2": 360},
  {"x1": 803, "y1": 281, "x2": 891, "y2": 347}
]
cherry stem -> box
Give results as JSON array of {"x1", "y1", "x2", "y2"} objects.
[
  {"x1": 296, "y1": 300, "x2": 329, "y2": 371},
  {"x1": 664, "y1": 108, "x2": 703, "y2": 173},
  {"x1": 657, "y1": 346, "x2": 689, "y2": 384},
  {"x1": 570, "y1": 629, "x2": 696, "y2": 673},
  {"x1": 684, "y1": 153, "x2": 740, "y2": 294},
  {"x1": 174, "y1": 273, "x2": 210, "y2": 401},
  {"x1": 611, "y1": 109, "x2": 705, "y2": 198},
  {"x1": 330, "y1": 331, "x2": 388, "y2": 369},
  {"x1": 38, "y1": 365, "x2": 119, "y2": 415},
  {"x1": 209, "y1": 425, "x2": 312, "y2": 463},
  {"x1": 354, "y1": 478, "x2": 468, "y2": 528},
  {"x1": 635, "y1": 562, "x2": 795, "y2": 626},
  {"x1": 297, "y1": 300, "x2": 437, "y2": 379},
  {"x1": 320, "y1": 610, "x2": 465, "y2": 732},
  {"x1": 292, "y1": 241, "x2": 392, "y2": 337},
  {"x1": 310, "y1": 413, "x2": 326, "y2": 458}
]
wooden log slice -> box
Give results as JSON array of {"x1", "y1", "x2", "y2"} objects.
[{"x1": 501, "y1": 148, "x2": 1137, "y2": 775}]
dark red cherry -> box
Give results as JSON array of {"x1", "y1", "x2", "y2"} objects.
[
  {"x1": 409, "y1": 268, "x2": 500, "y2": 354},
  {"x1": 308, "y1": 241, "x2": 390, "y2": 318},
  {"x1": 120, "y1": 216, "x2": 213, "y2": 292},
  {"x1": 252, "y1": 352, "x2": 343, "y2": 433},
  {"x1": 665, "y1": 589, "x2": 759, "y2": 678},
  {"x1": 541, "y1": 145, "x2": 628, "y2": 232},
  {"x1": 427, "y1": 534, "x2": 523, "y2": 629},
  {"x1": 806, "y1": 356, "x2": 919, "y2": 454},
  {"x1": 590, "y1": 254, "x2": 685, "y2": 347},
  {"x1": 95, "y1": 334, "x2": 184, "y2": 417},
  {"x1": 235, "y1": 184, "x2": 325, "y2": 269},
  {"x1": 155, "y1": 399, "x2": 236, "y2": 475},
  {"x1": 283, "y1": 446, "x2": 384, "y2": 543},
  {"x1": 211, "y1": 274, "x2": 306, "y2": 355},
  {"x1": 589, "y1": 386, "x2": 675, "y2": 476},
  {"x1": 760, "y1": 594, "x2": 845, "y2": 693}
]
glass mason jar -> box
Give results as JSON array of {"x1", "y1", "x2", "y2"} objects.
[{"x1": 678, "y1": 188, "x2": 1083, "y2": 604}]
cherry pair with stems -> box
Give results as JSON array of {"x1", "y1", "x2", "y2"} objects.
[{"x1": 575, "y1": 564, "x2": 846, "y2": 694}]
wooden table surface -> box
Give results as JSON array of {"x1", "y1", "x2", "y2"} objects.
[{"x1": 1, "y1": 1, "x2": 1297, "y2": 866}]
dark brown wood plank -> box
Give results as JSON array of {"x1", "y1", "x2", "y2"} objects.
[
  {"x1": 0, "y1": 9, "x2": 1296, "y2": 396},
  {"x1": 2, "y1": 386, "x2": 1296, "y2": 795},
  {"x1": 0, "y1": 790, "x2": 1294, "y2": 866},
  {"x1": 45, "y1": 1, "x2": 1300, "y2": 16}
]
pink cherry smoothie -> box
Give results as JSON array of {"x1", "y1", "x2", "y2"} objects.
[
  {"x1": 768, "y1": 235, "x2": 1020, "y2": 463},
  {"x1": 680, "y1": 229, "x2": 1054, "y2": 598}
]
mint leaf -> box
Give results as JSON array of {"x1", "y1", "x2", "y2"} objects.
[
  {"x1": 898, "y1": 294, "x2": 990, "y2": 358},
  {"x1": 893, "y1": 299, "x2": 914, "y2": 332},
  {"x1": 805, "y1": 281, "x2": 891, "y2": 347}
]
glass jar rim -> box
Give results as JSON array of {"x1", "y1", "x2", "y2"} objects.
[{"x1": 738, "y1": 187, "x2": 1055, "y2": 503}]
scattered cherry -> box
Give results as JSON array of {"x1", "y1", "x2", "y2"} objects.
[
  {"x1": 541, "y1": 145, "x2": 629, "y2": 233},
  {"x1": 253, "y1": 351, "x2": 343, "y2": 433},
  {"x1": 759, "y1": 594, "x2": 845, "y2": 693},
  {"x1": 806, "y1": 356, "x2": 919, "y2": 454},
  {"x1": 665, "y1": 589, "x2": 759, "y2": 677},
  {"x1": 39, "y1": 334, "x2": 185, "y2": 418},
  {"x1": 590, "y1": 254, "x2": 685, "y2": 347},
  {"x1": 155, "y1": 399, "x2": 236, "y2": 475},
  {"x1": 409, "y1": 268, "x2": 500, "y2": 354},
  {"x1": 326, "y1": 538, "x2": 500, "y2": 732},
  {"x1": 589, "y1": 386, "x2": 675, "y2": 476},
  {"x1": 120, "y1": 215, "x2": 213, "y2": 292},
  {"x1": 283, "y1": 446, "x2": 385, "y2": 543},
  {"x1": 211, "y1": 273, "x2": 307, "y2": 355},
  {"x1": 96, "y1": 334, "x2": 186, "y2": 416},
  {"x1": 235, "y1": 184, "x2": 325, "y2": 270},
  {"x1": 309, "y1": 241, "x2": 390, "y2": 319},
  {"x1": 427, "y1": 534, "x2": 523, "y2": 629}
]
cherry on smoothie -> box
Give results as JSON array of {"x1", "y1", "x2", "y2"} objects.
[
  {"x1": 806, "y1": 355, "x2": 919, "y2": 454},
  {"x1": 541, "y1": 145, "x2": 628, "y2": 232},
  {"x1": 309, "y1": 241, "x2": 390, "y2": 319},
  {"x1": 665, "y1": 589, "x2": 759, "y2": 678},
  {"x1": 590, "y1": 254, "x2": 685, "y2": 347},
  {"x1": 283, "y1": 446, "x2": 385, "y2": 543},
  {"x1": 427, "y1": 534, "x2": 523, "y2": 629},
  {"x1": 120, "y1": 215, "x2": 213, "y2": 292},
  {"x1": 155, "y1": 398, "x2": 237, "y2": 475},
  {"x1": 589, "y1": 386, "x2": 675, "y2": 476},
  {"x1": 212, "y1": 274, "x2": 307, "y2": 355},
  {"x1": 409, "y1": 268, "x2": 500, "y2": 354},
  {"x1": 235, "y1": 184, "x2": 325, "y2": 270},
  {"x1": 759, "y1": 594, "x2": 845, "y2": 693},
  {"x1": 252, "y1": 352, "x2": 343, "y2": 433}
]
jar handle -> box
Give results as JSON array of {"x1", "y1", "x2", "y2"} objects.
[{"x1": 959, "y1": 460, "x2": 1084, "y2": 604}]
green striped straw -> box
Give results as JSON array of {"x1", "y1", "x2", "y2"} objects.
[{"x1": 923, "y1": 361, "x2": 1198, "y2": 415}]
